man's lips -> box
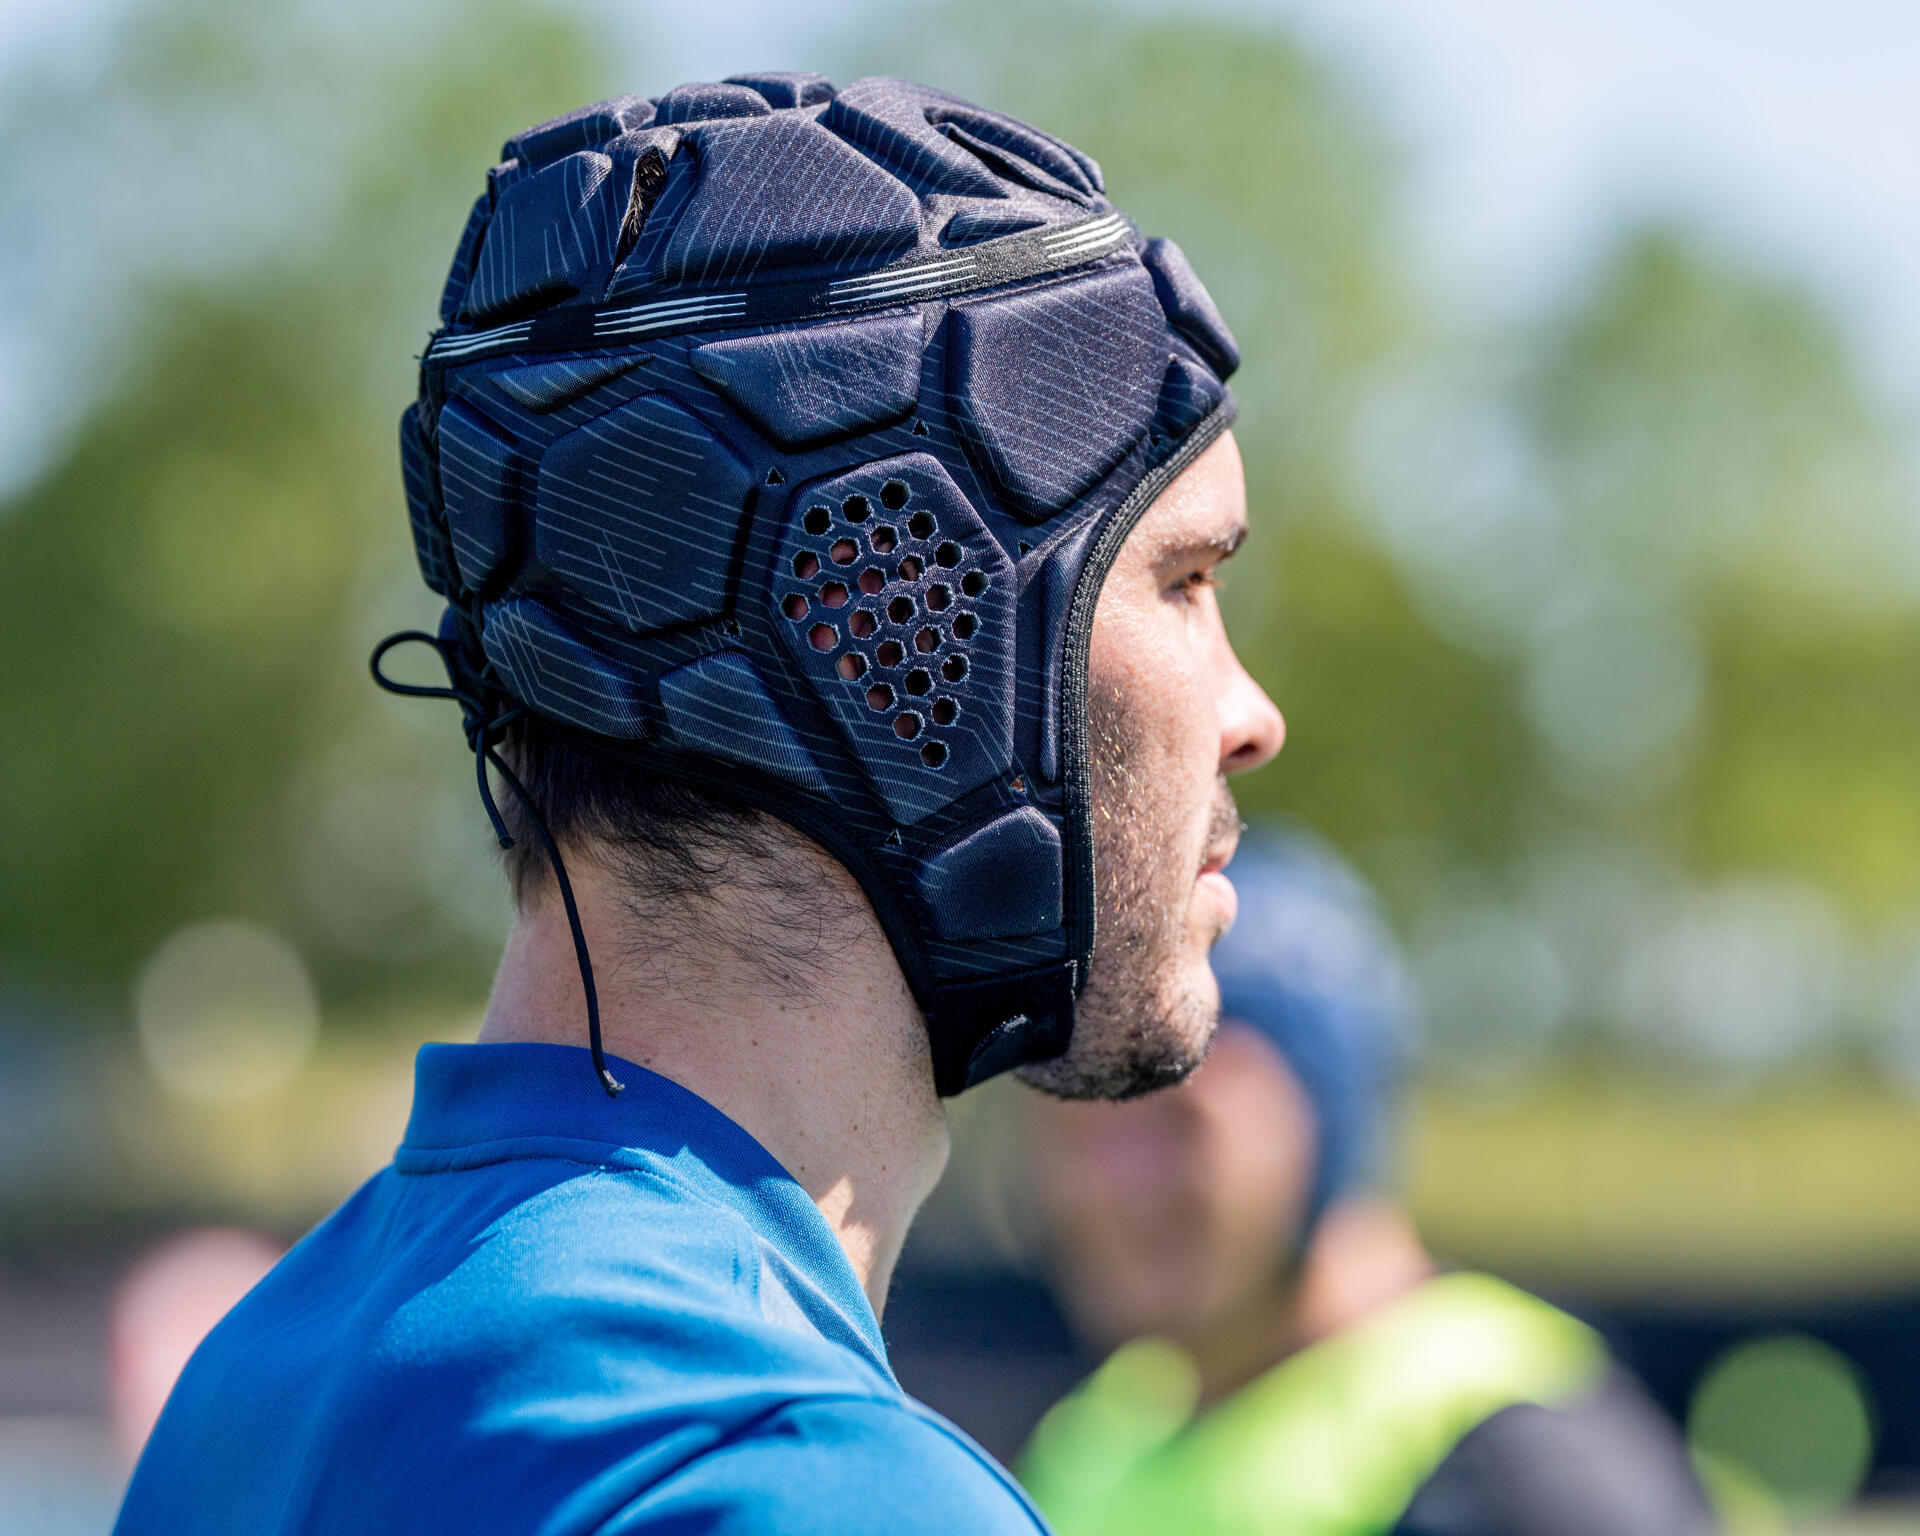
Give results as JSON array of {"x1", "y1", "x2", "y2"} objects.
[
  {"x1": 1199, "y1": 783, "x2": 1244, "y2": 880},
  {"x1": 1199, "y1": 824, "x2": 1241, "y2": 878},
  {"x1": 1198, "y1": 810, "x2": 1244, "y2": 929},
  {"x1": 1197, "y1": 863, "x2": 1239, "y2": 932}
]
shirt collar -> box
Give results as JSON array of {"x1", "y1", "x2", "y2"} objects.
[{"x1": 398, "y1": 1041, "x2": 890, "y2": 1374}]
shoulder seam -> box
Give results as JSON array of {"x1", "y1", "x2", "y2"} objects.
[
  {"x1": 897, "y1": 1398, "x2": 1053, "y2": 1530},
  {"x1": 785, "y1": 1396, "x2": 1050, "y2": 1530}
]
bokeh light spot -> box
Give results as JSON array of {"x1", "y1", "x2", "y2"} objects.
[
  {"x1": 134, "y1": 921, "x2": 319, "y2": 1102},
  {"x1": 1688, "y1": 1333, "x2": 1874, "y2": 1516}
]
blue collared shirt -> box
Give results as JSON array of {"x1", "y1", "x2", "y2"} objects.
[{"x1": 115, "y1": 1042, "x2": 1047, "y2": 1535}]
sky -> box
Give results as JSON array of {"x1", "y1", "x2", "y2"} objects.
[
  {"x1": 606, "y1": 0, "x2": 1920, "y2": 397},
  {"x1": 4, "y1": 0, "x2": 1920, "y2": 483},
  {"x1": 1261, "y1": 0, "x2": 1920, "y2": 394}
]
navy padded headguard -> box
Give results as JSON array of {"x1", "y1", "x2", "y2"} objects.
[
  {"x1": 397, "y1": 74, "x2": 1241, "y2": 1095},
  {"x1": 1208, "y1": 824, "x2": 1419, "y2": 1249}
]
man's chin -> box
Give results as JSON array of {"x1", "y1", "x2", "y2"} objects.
[
  {"x1": 1020, "y1": 965, "x2": 1219, "y2": 1102},
  {"x1": 1021, "y1": 1044, "x2": 1209, "y2": 1103}
]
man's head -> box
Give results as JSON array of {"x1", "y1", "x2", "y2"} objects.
[
  {"x1": 1023, "y1": 432, "x2": 1280, "y2": 1100},
  {"x1": 1026, "y1": 829, "x2": 1418, "y2": 1348},
  {"x1": 397, "y1": 74, "x2": 1277, "y2": 1097}
]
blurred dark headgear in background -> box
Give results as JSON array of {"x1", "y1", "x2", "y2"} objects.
[
  {"x1": 385, "y1": 73, "x2": 1242, "y2": 1097},
  {"x1": 1208, "y1": 824, "x2": 1421, "y2": 1250}
]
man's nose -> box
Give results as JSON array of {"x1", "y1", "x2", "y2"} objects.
[{"x1": 1217, "y1": 641, "x2": 1284, "y2": 776}]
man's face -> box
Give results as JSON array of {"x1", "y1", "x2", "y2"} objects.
[
  {"x1": 1027, "y1": 1024, "x2": 1316, "y2": 1348},
  {"x1": 1021, "y1": 431, "x2": 1284, "y2": 1101}
]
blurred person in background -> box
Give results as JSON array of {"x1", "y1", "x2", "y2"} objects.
[
  {"x1": 107, "y1": 1228, "x2": 283, "y2": 1467},
  {"x1": 1019, "y1": 826, "x2": 1717, "y2": 1536}
]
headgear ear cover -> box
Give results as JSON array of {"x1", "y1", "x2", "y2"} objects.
[
  {"x1": 397, "y1": 75, "x2": 1242, "y2": 1095},
  {"x1": 1206, "y1": 823, "x2": 1421, "y2": 1248}
]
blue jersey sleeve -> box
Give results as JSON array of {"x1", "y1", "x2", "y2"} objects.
[{"x1": 593, "y1": 1396, "x2": 1051, "y2": 1535}]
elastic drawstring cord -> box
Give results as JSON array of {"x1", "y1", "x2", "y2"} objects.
[{"x1": 370, "y1": 630, "x2": 624, "y2": 1098}]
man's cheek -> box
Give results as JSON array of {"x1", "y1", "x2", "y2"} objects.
[
  {"x1": 1173, "y1": 687, "x2": 1219, "y2": 799},
  {"x1": 1142, "y1": 653, "x2": 1208, "y2": 766}
]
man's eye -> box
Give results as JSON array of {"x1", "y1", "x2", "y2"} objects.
[{"x1": 1171, "y1": 570, "x2": 1220, "y2": 601}]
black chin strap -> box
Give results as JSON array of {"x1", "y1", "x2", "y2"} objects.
[{"x1": 371, "y1": 630, "x2": 624, "y2": 1098}]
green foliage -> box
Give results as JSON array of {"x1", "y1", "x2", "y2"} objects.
[
  {"x1": 0, "y1": 0, "x2": 608, "y2": 1008},
  {"x1": 1230, "y1": 528, "x2": 1532, "y2": 878},
  {"x1": 0, "y1": 294, "x2": 371, "y2": 988},
  {"x1": 1526, "y1": 232, "x2": 1920, "y2": 923},
  {"x1": 5, "y1": 0, "x2": 1920, "y2": 1084},
  {"x1": 1530, "y1": 229, "x2": 1919, "y2": 621}
]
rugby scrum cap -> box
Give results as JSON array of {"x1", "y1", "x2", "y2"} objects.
[
  {"x1": 382, "y1": 73, "x2": 1242, "y2": 1098},
  {"x1": 1208, "y1": 825, "x2": 1420, "y2": 1250}
]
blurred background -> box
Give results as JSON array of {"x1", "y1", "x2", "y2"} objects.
[{"x1": 4, "y1": 0, "x2": 1920, "y2": 1528}]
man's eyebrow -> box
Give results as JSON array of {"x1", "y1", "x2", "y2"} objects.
[
  {"x1": 1158, "y1": 521, "x2": 1249, "y2": 563},
  {"x1": 1214, "y1": 523, "x2": 1250, "y2": 559}
]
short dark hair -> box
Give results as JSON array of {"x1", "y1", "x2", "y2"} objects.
[
  {"x1": 497, "y1": 718, "x2": 758, "y2": 907},
  {"x1": 498, "y1": 719, "x2": 867, "y2": 979}
]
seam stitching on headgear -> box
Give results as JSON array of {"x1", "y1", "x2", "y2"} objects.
[{"x1": 1057, "y1": 396, "x2": 1240, "y2": 985}]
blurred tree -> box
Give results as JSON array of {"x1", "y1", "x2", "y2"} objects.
[
  {"x1": 0, "y1": 0, "x2": 607, "y2": 1012},
  {"x1": 1532, "y1": 230, "x2": 1920, "y2": 622},
  {"x1": 1524, "y1": 230, "x2": 1920, "y2": 926}
]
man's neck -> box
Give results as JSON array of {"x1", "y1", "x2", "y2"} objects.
[
  {"x1": 1181, "y1": 1199, "x2": 1435, "y2": 1405},
  {"x1": 476, "y1": 852, "x2": 949, "y2": 1319}
]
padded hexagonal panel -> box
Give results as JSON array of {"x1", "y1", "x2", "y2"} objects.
[
  {"x1": 941, "y1": 203, "x2": 1047, "y2": 247},
  {"x1": 399, "y1": 402, "x2": 454, "y2": 598},
  {"x1": 1141, "y1": 236, "x2": 1239, "y2": 380},
  {"x1": 438, "y1": 192, "x2": 492, "y2": 325},
  {"x1": 658, "y1": 652, "x2": 827, "y2": 794},
  {"x1": 1031, "y1": 521, "x2": 1098, "y2": 787},
  {"x1": 722, "y1": 72, "x2": 835, "y2": 109},
  {"x1": 915, "y1": 808, "x2": 1063, "y2": 940},
  {"x1": 1154, "y1": 352, "x2": 1226, "y2": 442},
  {"x1": 652, "y1": 80, "x2": 772, "y2": 124},
  {"x1": 771, "y1": 453, "x2": 1013, "y2": 825},
  {"x1": 463, "y1": 151, "x2": 622, "y2": 324},
  {"x1": 535, "y1": 391, "x2": 753, "y2": 636},
  {"x1": 658, "y1": 115, "x2": 922, "y2": 286},
  {"x1": 821, "y1": 77, "x2": 1006, "y2": 199},
  {"x1": 504, "y1": 95, "x2": 655, "y2": 171},
  {"x1": 435, "y1": 399, "x2": 521, "y2": 593},
  {"x1": 481, "y1": 597, "x2": 649, "y2": 739},
  {"x1": 488, "y1": 355, "x2": 639, "y2": 414},
  {"x1": 689, "y1": 314, "x2": 922, "y2": 450},
  {"x1": 946, "y1": 263, "x2": 1167, "y2": 520},
  {"x1": 920, "y1": 99, "x2": 1103, "y2": 199}
]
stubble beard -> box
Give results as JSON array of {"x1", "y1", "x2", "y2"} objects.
[{"x1": 1021, "y1": 678, "x2": 1241, "y2": 1102}]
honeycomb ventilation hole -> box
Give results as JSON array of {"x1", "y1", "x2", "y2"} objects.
[{"x1": 771, "y1": 454, "x2": 1015, "y2": 824}]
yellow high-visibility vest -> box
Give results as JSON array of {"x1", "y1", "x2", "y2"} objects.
[{"x1": 1018, "y1": 1272, "x2": 1608, "y2": 1536}]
